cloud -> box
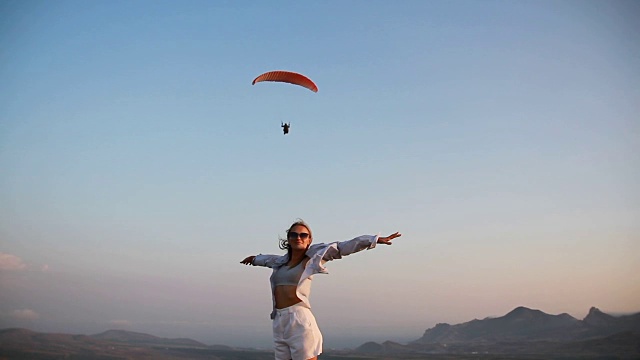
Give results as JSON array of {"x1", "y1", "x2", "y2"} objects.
[
  {"x1": 0, "y1": 253, "x2": 27, "y2": 271},
  {"x1": 10, "y1": 309, "x2": 40, "y2": 321}
]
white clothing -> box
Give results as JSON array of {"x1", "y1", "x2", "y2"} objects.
[
  {"x1": 252, "y1": 235, "x2": 379, "y2": 319},
  {"x1": 272, "y1": 303, "x2": 323, "y2": 360}
]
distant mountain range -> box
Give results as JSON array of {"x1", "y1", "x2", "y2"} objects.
[
  {"x1": 356, "y1": 306, "x2": 640, "y2": 358},
  {"x1": 412, "y1": 306, "x2": 640, "y2": 344},
  {"x1": 91, "y1": 329, "x2": 208, "y2": 347},
  {"x1": 0, "y1": 328, "x2": 268, "y2": 360},
  {"x1": 1, "y1": 306, "x2": 638, "y2": 359}
]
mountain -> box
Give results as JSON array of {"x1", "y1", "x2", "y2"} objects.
[
  {"x1": 91, "y1": 329, "x2": 207, "y2": 347},
  {"x1": 432, "y1": 332, "x2": 640, "y2": 357},
  {"x1": 355, "y1": 306, "x2": 640, "y2": 358},
  {"x1": 354, "y1": 341, "x2": 383, "y2": 353},
  {"x1": 411, "y1": 306, "x2": 639, "y2": 344},
  {"x1": 355, "y1": 340, "x2": 444, "y2": 354},
  {"x1": 583, "y1": 307, "x2": 640, "y2": 335},
  {"x1": 0, "y1": 328, "x2": 274, "y2": 359},
  {"x1": 0, "y1": 328, "x2": 190, "y2": 359},
  {"x1": 0, "y1": 328, "x2": 110, "y2": 349}
]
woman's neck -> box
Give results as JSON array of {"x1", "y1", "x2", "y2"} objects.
[{"x1": 289, "y1": 249, "x2": 307, "y2": 265}]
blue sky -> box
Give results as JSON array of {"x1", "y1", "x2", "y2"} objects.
[{"x1": 1, "y1": 0, "x2": 639, "y2": 349}]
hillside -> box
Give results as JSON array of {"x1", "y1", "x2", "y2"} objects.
[
  {"x1": 354, "y1": 306, "x2": 640, "y2": 358},
  {"x1": 0, "y1": 328, "x2": 273, "y2": 360},
  {"x1": 92, "y1": 329, "x2": 207, "y2": 347},
  {"x1": 412, "y1": 306, "x2": 640, "y2": 344},
  {"x1": 2, "y1": 306, "x2": 638, "y2": 359}
]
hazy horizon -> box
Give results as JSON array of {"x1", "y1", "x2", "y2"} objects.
[
  {"x1": 1, "y1": 301, "x2": 635, "y2": 349},
  {"x1": 2, "y1": 0, "x2": 639, "y2": 350}
]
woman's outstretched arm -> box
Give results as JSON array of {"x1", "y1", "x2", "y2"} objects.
[
  {"x1": 322, "y1": 232, "x2": 403, "y2": 261},
  {"x1": 241, "y1": 254, "x2": 282, "y2": 267}
]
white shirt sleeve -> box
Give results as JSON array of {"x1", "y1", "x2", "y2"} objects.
[{"x1": 253, "y1": 254, "x2": 282, "y2": 268}]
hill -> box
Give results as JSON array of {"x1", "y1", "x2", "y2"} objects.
[
  {"x1": 2, "y1": 306, "x2": 638, "y2": 359},
  {"x1": 412, "y1": 306, "x2": 640, "y2": 344},
  {"x1": 354, "y1": 306, "x2": 640, "y2": 358},
  {"x1": 0, "y1": 328, "x2": 273, "y2": 360},
  {"x1": 91, "y1": 329, "x2": 207, "y2": 347}
]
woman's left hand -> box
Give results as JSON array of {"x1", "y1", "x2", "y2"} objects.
[{"x1": 377, "y1": 232, "x2": 402, "y2": 245}]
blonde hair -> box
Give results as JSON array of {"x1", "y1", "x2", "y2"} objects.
[{"x1": 279, "y1": 219, "x2": 313, "y2": 251}]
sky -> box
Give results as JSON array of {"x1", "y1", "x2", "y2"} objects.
[{"x1": 1, "y1": 0, "x2": 639, "y2": 349}]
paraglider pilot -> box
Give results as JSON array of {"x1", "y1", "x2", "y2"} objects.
[{"x1": 281, "y1": 122, "x2": 290, "y2": 135}]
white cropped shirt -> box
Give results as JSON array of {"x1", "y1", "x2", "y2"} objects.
[{"x1": 252, "y1": 235, "x2": 379, "y2": 319}]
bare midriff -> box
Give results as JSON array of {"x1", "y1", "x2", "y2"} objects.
[
  {"x1": 274, "y1": 285, "x2": 302, "y2": 309},
  {"x1": 274, "y1": 257, "x2": 308, "y2": 309}
]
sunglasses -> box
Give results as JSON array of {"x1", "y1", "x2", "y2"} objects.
[{"x1": 287, "y1": 231, "x2": 310, "y2": 240}]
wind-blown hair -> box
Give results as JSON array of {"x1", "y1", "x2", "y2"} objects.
[{"x1": 279, "y1": 219, "x2": 313, "y2": 256}]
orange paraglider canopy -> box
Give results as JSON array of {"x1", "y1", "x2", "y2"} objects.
[{"x1": 252, "y1": 71, "x2": 318, "y2": 93}]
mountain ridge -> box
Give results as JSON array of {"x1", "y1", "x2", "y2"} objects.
[
  {"x1": 353, "y1": 306, "x2": 640, "y2": 357},
  {"x1": 2, "y1": 306, "x2": 639, "y2": 358},
  {"x1": 411, "y1": 306, "x2": 639, "y2": 344},
  {"x1": 0, "y1": 328, "x2": 269, "y2": 359},
  {"x1": 91, "y1": 329, "x2": 207, "y2": 347}
]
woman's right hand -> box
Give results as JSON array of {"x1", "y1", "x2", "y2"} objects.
[{"x1": 240, "y1": 256, "x2": 256, "y2": 265}]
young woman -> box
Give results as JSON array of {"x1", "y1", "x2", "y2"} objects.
[{"x1": 240, "y1": 220, "x2": 402, "y2": 360}]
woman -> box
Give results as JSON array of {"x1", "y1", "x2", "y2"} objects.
[{"x1": 240, "y1": 219, "x2": 402, "y2": 360}]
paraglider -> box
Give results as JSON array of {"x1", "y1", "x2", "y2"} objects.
[
  {"x1": 252, "y1": 70, "x2": 318, "y2": 93},
  {"x1": 281, "y1": 122, "x2": 290, "y2": 135},
  {"x1": 252, "y1": 70, "x2": 317, "y2": 134}
]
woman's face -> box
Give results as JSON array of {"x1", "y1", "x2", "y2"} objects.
[{"x1": 288, "y1": 224, "x2": 312, "y2": 251}]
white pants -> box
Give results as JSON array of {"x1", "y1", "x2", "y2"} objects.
[{"x1": 272, "y1": 303, "x2": 323, "y2": 360}]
